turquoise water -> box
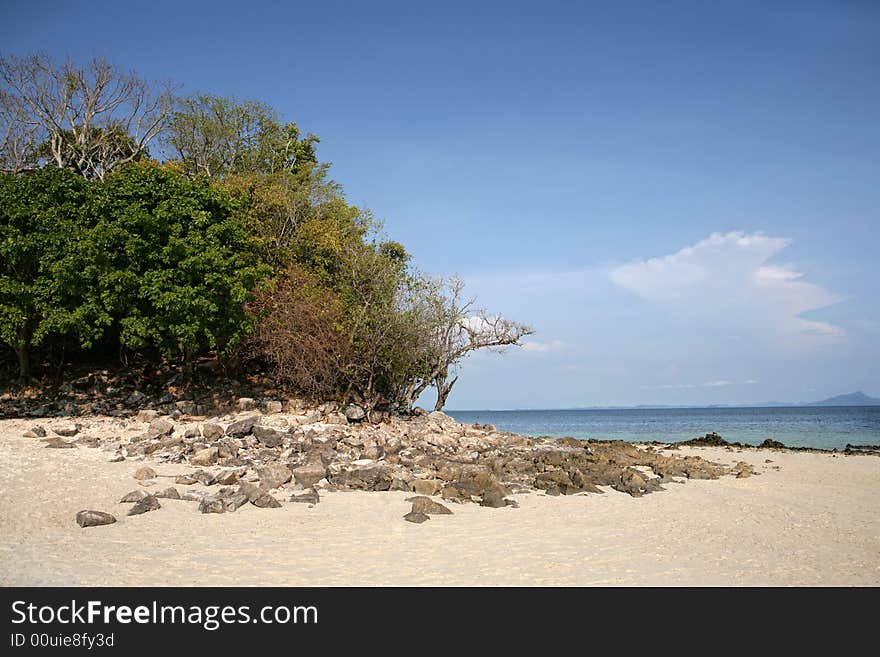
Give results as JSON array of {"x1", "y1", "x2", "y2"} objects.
[{"x1": 446, "y1": 406, "x2": 880, "y2": 450}]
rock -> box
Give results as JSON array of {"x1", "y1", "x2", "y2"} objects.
[
  {"x1": 133, "y1": 466, "x2": 157, "y2": 480},
  {"x1": 76, "y1": 510, "x2": 116, "y2": 528},
  {"x1": 235, "y1": 397, "x2": 257, "y2": 412},
  {"x1": 201, "y1": 423, "x2": 224, "y2": 441},
  {"x1": 127, "y1": 390, "x2": 146, "y2": 405},
  {"x1": 678, "y1": 432, "x2": 729, "y2": 447},
  {"x1": 733, "y1": 461, "x2": 757, "y2": 478},
  {"x1": 237, "y1": 481, "x2": 265, "y2": 503},
  {"x1": 343, "y1": 404, "x2": 366, "y2": 422},
  {"x1": 43, "y1": 437, "x2": 75, "y2": 448},
  {"x1": 147, "y1": 417, "x2": 174, "y2": 437},
  {"x1": 53, "y1": 423, "x2": 79, "y2": 437},
  {"x1": 408, "y1": 496, "x2": 453, "y2": 515},
  {"x1": 253, "y1": 426, "x2": 284, "y2": 448},
  {"x1": 257, "y1": 463, "x2": 292, "y2": 489},
  {"x1": 155, "y1": 487, "x2": 181, "y2": 499},
  {"x1": 215, "y1": 469, "x2": 243, "y2": 486},
  {"x1": 136, "y1": 409, "x2": 159, "y2": 423},
  {"x1": 175, "y1": 400, "x2": 197, "y2": 415},
  {"x1": 479, "y1": 490, "x2": 510, "y2": 508},
  {"x1": 251, "y1": 492, "x2": 282, "y2": 508},
  {"x1": 290, "y1": 489, "x2": 320, "y2": 504},
  {"x1": 109, "y1": 454, "x2": 125, "y2": 462},
  {"x1": 120, "y1": 490, "x2": 149, "y2": 503},
  {"x1": 23, "y1": 425, "x2": 47, "y2": 438},
  {"x1": 226, "y1": 415, "x2": 259, "y2": 437},
  {"x1": 292, "y1": 462, "x2": 327, "y2": 488},
  {"x1": 192, "y1": 470, "x2": 217, "y2": 486},
  {"x1": 759, "y1": 439, "x2": 786, "y2": 449},
  {"x1": 127, "y1": 494, "x2": 161, "y2": 516},
  {"x1": 223, "y1": 492, "x2": 249, "y2": 512},
  {"x1": 199, "y1": 496, "x2": 226, "y2": 514},
  {"x1": 404, "y1": 511, "x2": 430, "y2": 524},
  {"x1": 612, "y1": 468, "x2": 655, "y2": 497},
  {"x1": 182, "y1": 490, "x2": 209, "y2": 502},
  {"x1": 265, "y1": 400, "x2": 283, "y2": 415},
  {"x1": 175, "y1": 474, "x2": 198, "y2": 485},
  {"x1": 324, "y1": 412, "x2": 349, "y2": 425},
  {"x1": 190, "y1": 446, "x2": 220, "y2": 466},
  {"x1": 409, "y1": 479, "x2": 442, "y2": 496}
]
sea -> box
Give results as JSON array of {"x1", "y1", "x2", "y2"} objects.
[{"x1": 446, "y1": 406, "x2": 880, "y2": 451}]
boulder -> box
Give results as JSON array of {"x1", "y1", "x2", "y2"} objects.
[
  {"x1": 120, "y1": 490, "x2": 149, "y2": 503},
  {"x1": 136, "y1": 410, "x2": 159, "y2": 424},
  {"x1": 226, "y1": 415, "x2": 259, "y2": 437},
  {"x1": 215, "y1": 469, "x2": 244, "y2": 486},
  {"x1": 404, "y1": 511, "x2": 430, "y2": 524},
  {"x1": 182, "y1": 490, "x2": 209, "y2": 502},
  {"x1": 290, "y1": 489, "x2": 320, "y2": 504},
  {"x1": 235, "y1": 397, "x2": 257, "y2": 412},
  {"x1": 155, "y1": 487, "x2": 181, "y2": 500},
  {"x1": 253, "y1": 426, "x2": 284, "y2": 448},
  {"x1": 251, "y1": 492, "x2": 282, "y2": 508},
  {"x1": 759, "y1": 439, "x2": 786, "y2": 449},
  {"x1": 479, "y1": 490, "x2": 510, "y2": 508},
  {"x1": 265, "y1": 400, "x2": 283, "y2": 415},
  {"x1": 201, "y1": 423, "x2": 224, "y2": 441},
  {"x1": 76, "y1": 510, "x2": 116, "y2": 528},
  {"x1": 175, "y1": 474, "x2": 198, "y2": 485},
  {"x1": 409, "y1": 479, "x2": 442, "y2": 496},
  {"x1": 324, "y1": 412, "x2": 349, "y2": 425},
  {"x1": 343, "y1": 404, "x2": 366, "y2": 422},
  {"x1": 199, "y1": 496, "x2": 226, "y2": 514},
  {"x1": 408, "y1": 496, "x2": 453, "y2": 515},
  {"x1": 223, "y1": 492, "x2": 249, "y2": 512},
  {"x1": 257, "y1": 463, "x2": 292, "y2": 490},
  {"x1": 23, "y1": 425, "x2": 46, "y2": 438},
  {"x1": 133, "y1": 466, "x2": 157, "y2": 480},
  {"x1": 237, "y1": 481, "x2": 265, "y2": 503},
  {"x1": 190, "y1": 447, "x2": 219, "y2": 466},
  {"x1": 192, "y1": 470, "x2": 217, "y2": 486},
  {"x1": 127, "y1": 495, "x2": 161, "y2": 516},
  {"x1": 147, "y1": 417, "x2": 174, "y2": 437},
  {"x1": 292, "y1": 462, "x2": 327, "y2": 488},
  {"x1": 53, "y1": 423, "x2": 79, "y2": 437}
]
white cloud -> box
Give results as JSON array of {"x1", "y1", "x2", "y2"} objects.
[
  {"x1": 521, "y1": 339, "x2": 565, "y2": 353},
  {"x1": 610, "y1": 231, "x2": 844, "y2": 345}
]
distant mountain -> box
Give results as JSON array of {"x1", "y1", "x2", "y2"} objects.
[{"x1": 807, "y1": 391, "x2": 880, "y2": 406}]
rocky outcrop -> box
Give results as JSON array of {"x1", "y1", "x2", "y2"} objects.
[{"x1": 12, "y1": 395, "x2": 762, "y2": 521}]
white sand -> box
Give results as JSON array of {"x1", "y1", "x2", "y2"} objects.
[{"x1": 1, "y1": 418, "x2": 878, "y2": 586}]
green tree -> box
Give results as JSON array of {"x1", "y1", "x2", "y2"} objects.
[
  {"x1": 91, "y1": 163, "x2": 270, "y2": 363},
  {"x1": 0, "y1": 167, "x2": 107, "y2": 379},
  {"x1": 165, "y1": 95, "x2": 318, "y2": 178}
]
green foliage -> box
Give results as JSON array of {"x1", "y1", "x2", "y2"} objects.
[
  {"x1": 0, "y1": 167, "x2": 107, "y2": 357},
  {"x1": 166, "y1": 95, "x2": 318, "y2": 178},
  {"x1": 91, "y1": 163, "x2": 270, "y2": 358}
]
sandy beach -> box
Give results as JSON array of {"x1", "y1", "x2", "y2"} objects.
[{"x1": 1, "y1": 417, "x2": 877, "y2": 587}]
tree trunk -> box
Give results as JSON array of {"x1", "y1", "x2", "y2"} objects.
[
  {"x1": 433, "y1": 375, "x2": 458, "y2": 412},
  {"x1": 15, "y1": 345, "x2": 30, "y2": 381}
]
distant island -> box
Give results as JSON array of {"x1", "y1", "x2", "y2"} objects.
[{"x1": 806, "y1": 391, "x2": 880, "y2": 406}]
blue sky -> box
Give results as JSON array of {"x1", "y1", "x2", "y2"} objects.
[{"x1": 3, "y1": 0, "x2": 878, "y2": 407}]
